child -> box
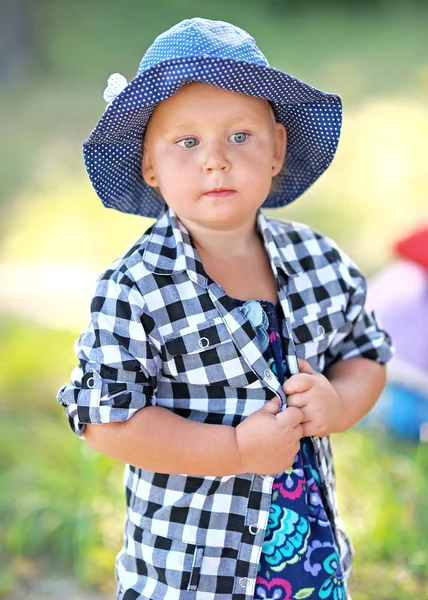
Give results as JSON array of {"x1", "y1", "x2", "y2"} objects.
[{"x1": 57, "y1": 18, "x2": 393, "y2": 600}]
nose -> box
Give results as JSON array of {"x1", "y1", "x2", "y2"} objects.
[{"x1": 201, "y1": 141, "x2": 231, "y2": 173}]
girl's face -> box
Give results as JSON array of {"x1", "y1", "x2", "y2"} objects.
[{"x1": 142, "y1": 83, "x2": 286, "y2": 232}]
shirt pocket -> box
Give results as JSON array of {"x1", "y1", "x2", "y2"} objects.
[
  {"x1": 163, "y1": 318, "x2": 259, "y2": 387},
  {"x1": 130, "y1": 525, "x2": 238, "y2": 596},
  {"x1": 291, "y1": 308, "x2": 347, "y2": 368},
  {"x1": 165, "y1": 318, "x2": 231, "y2": 355},
  {"x1": 139, "y1": 527, "x2": 205, "y2": 594}
]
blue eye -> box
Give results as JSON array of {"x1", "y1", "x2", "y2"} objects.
[
  {"x1": 177, "y1": 137, "x2": 198, "y2": 149},
  {"x1": 230, "y1": 132, "x2": 249, "y2": 144}
]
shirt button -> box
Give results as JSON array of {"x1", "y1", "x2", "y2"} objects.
[
  {"x1": 198, "y1": 337, "x2": 210, "y2": 348},
  {"x1": 317, "y1": 325, "x2": 325, "y2": 336},
  {"x1": 264, "y1": 368, "x2": 273, "y2": 379},
  {"x1": 249, "y1": 524, "x2": 260, "y2": 535},
  {"x1": 239, "y1": 578, "x2": 250, "y2": 588},
  {"x1": 87, "y1": 377, "x2": 95, "y2": 389}
]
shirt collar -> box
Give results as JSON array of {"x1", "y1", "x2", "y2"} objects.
[
  {"x1": 142, "y1": 205, "x2": 302, "y2": 285},
  {"x1": 256, "y1": 210, "x2": 302, "y2": 278}
]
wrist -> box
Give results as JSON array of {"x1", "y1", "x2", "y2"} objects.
[
  {"x1": 328, "y1": 381, "x2": 349, "y2": 434},
  {"x1": 234, "y1": 423, "x2": 248, "y2": 474}
]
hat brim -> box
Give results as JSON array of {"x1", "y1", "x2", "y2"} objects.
[{"x1": 83, "y1": 56, "x2": 342, "y2": 217}]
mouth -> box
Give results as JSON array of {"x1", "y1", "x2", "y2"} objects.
[{"x1": 203, "y1": 189, "x2": 236, "y2": 197}]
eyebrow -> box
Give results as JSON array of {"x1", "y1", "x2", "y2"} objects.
[{"x1": 167, "y1": 116, "x2": 262, "y2": 132}]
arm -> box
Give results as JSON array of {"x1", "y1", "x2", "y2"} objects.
[
  {"x1": 85, "y1": 397, "x2": 305, "y2": 477},
  {"x1": 283, "y1": 240, "x2": 392, "y2": 437},
  {"x1": 59, "y1": 271, "x2": 302, "y2": 477},
  {"x1": 58, "y1": 273, "x2": 244, "y2": 476},
  {"x1": 284, "y1": 236, "x2": 393, "y2": 436},
  {"x1": 324, "y1": 357, "x2": 387, "y2": 433},
  {"x1": 284, "y1": 357, "x2": 387, "y2": 437},
  {"x1": 84, "y1": 405, "x2": 243, "y2": 476}
]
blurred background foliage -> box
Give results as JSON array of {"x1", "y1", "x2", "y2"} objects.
[{"x1": 0, "y1": 0, "x2": 427, "y2": 598}]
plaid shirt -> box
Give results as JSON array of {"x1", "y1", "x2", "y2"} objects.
[{"x1": 58, "y1": 205, "x2": 392, "y2": 600}]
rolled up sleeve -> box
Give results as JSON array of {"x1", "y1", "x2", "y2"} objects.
[
  {"x1": 323, "y1": 244, "x2": 394, "y2": 369},
  {"x1": 57, "y1": 273, "x2": 161, "y2": 438}
]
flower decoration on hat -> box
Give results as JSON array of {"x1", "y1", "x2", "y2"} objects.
[{"x1": 103, "y1": 73, "x2": 128, "y2": 105}]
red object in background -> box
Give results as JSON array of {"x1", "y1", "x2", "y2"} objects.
[{"x1": 395, "y1": 226, "x2": 428, "y2": 270}]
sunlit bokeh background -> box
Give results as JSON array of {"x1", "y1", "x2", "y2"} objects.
[{"x1": 1, "y1": 1, "x2": 427, "y2": 598}]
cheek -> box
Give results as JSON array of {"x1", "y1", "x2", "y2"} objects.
[
  {"x1": 164, "y1": 149, "x2": 196, "y2": 171},
  {"x1": 240, "y1": 140, "x2": 273, "y2": 169},
  {"x1": 154, "y1": 152, "x2": 196, "y2": 189},
  {"x1": 238, "y1": 149, "x2": 273, "y2": 187}
]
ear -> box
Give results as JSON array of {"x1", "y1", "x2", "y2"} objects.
[
  {"x1": 272, "y1": 123, "x2": 287, "y2": 177},
  {"x1": 141, "y1": 142, "x2": 159, "y2": 188}
]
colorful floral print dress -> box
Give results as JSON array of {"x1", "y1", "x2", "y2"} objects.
[{"x1": 232, "y1": 298, "x2": 346, "y2": 600}]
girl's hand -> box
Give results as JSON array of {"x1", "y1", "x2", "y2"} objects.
[
  {"x1": 283, "y1": 358, "x2": 343, "y2": 437},
  {"x1": 235, "y1": 397, "x2": 303, "y2": 475}
]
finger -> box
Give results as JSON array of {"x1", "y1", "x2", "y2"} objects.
[
  {"x1": 260, "y1": 395, "x2": 280, "y2": 414},
  {"x1": 301, "y1": 422, "x2": 314, "y2": 437},
  {"x1": 294, "y1": 423, "x2": 304, "y2": 439},
  {"x1": 283, "y1": 400, "x2": 310, "y2": 427},
  {"x1": 297, "y1": 358, "x2": 315, "y2": 375},
  {"x1": 284, "y1": 392, "x2": 308, "y2": 409},
  {"x1": 286, "y1": 388, "x2": 317, "y2": 411},
  {"x1": 283, "y1": 373, "x2": 313, "y2": 395},
  {"x1": 276, "y1": 406, "x2": 304, "y2": 426}
]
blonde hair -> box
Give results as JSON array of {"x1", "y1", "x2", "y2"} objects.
[{"x1": 267, "y1": 101, "x2": 287, "y2": 196}]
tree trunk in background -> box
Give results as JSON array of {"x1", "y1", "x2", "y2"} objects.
[{"x1": 0, "y1": 0, "x2": 37, "y2": 84}]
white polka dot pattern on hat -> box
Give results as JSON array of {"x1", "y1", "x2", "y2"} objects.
[
  {"x1": 83, "y1": 18, "x2": 342, "y2": 218},
  {"x1": 138, "y1": 18, "x2": 269, "y2": 73}
]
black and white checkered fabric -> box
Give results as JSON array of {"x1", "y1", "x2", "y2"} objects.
[{"x1": 58, "y1": 206, "x2": 393, "y2": 599}]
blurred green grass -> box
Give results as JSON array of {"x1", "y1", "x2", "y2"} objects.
[
  {"x1": 1, "y1": 1, "x2": 428, "y2": 598},
  {"x1": 0, "y1": 319, "x2": 125, "y2": 596}
]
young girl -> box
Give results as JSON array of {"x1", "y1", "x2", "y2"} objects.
[{"x1": 58, "y1": 18, "x2": 393, "y2": 600}]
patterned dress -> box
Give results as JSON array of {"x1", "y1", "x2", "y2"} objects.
[{"x1": 232, "y1": 298, "x2": 346, "y2": 600}]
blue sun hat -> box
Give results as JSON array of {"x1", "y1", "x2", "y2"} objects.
[{"x1": 83, "y1": 17, "x2": 342, "y2": 218}]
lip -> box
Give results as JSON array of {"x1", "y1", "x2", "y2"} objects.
[{"x1": 203, "y1": 189, "x2": 236, "y2": 197}]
